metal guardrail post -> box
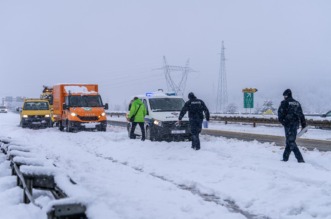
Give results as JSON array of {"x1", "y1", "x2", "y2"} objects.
[{"x1": 12, "y1": 163, "x2": 42, "y2": 208}]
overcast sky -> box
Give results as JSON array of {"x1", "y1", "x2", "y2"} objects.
[{"x1": 1, "y1": 0, "x2": 330, "y2": 112}]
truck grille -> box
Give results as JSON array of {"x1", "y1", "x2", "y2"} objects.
[
  {"x1": 28, "y1": 115, "x2": 45, "y2": 119},
  {"x1": 162, "y1": 121, "x2": 189, "y2": 128},
  {"x1": 77, "y1": 116, "x2": 98, "y2": 121}
]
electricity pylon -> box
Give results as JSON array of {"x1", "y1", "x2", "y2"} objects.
[
  {"x1": 157, "y1": 56, "x2": 195, "y2": 96},
  {"x1": 216, "y1": 41, "x2": 228, "y2": 113}
]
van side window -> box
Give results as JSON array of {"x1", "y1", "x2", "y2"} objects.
[{"x1": 143, "y1": 99, "x2": 149, "y2": 115}]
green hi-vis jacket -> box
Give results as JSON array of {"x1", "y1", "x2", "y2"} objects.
[{"x1": 128, "y1": 99, "x2": 147, "y2": 123}]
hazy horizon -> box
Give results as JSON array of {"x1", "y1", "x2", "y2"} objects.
[{"x1": 1, "y1": 0, "x2": 330, "y2": 113}]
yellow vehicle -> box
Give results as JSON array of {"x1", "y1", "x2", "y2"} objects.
[{"x1": 20, "y1": 99, "x2": 52, "y2": 128}]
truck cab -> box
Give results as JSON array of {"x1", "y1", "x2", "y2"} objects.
[
  {"x1": 20, "y1": 99, "x2": 52, "y2": 128},
  {"x1": 128, "y1": 91, "x2": 191, "y2": 141},
  {"x1": 53, "y1": 84, "x2": 108, "y2": 132}
]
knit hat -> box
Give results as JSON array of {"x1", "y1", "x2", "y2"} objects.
[
  {"x1": 188, "y1": 92, "x2": 196, "y2": 100},
  {"x1": 283, "y1": 89, "x2": 292, "y2": 97}
]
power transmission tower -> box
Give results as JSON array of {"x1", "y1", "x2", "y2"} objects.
[
  {"x1": 216, "y1": 41, "x2": 228, "y2": 113},
  {"x1": 157, "y1": 56, "x2": 195, "y2": 96}
]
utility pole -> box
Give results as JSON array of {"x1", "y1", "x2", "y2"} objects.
[
  {"x1": 157, "y1": 56, "x2": 195, "y2": 96},
  {"x1": 216, "y1": 41, "x2": 228, "y2": 113}
]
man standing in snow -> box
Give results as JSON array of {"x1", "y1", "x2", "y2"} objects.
[
  {"x1": 128, "y1": 97, "x2": 147, "y2": 141},
  {"x1": 278, "y1": 89, "x2": 306, "y2": 163},
  {"x1": 178, "y1": 92, "x2": 210, "y2": 150}
]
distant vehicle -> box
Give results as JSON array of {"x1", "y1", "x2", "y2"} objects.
[
  {"x1": 52, "y1": 84, "x2": 108, "y2": 132},
  {"x1": 128, "y1": 91, "x2": 191, "y2": 141},
  {"x1": 321, "y1": 111, "x2": 331, "y2": 118},
  {"x1": 20, "y1": 99, "x2": 52, "y2": 128},
  {"x1": 0, "y1": 106, "x2": 8, "y2": 113}
]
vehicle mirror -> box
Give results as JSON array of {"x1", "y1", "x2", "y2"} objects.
[
  {"x1": 321, "y1": 114, "x2": 326, "y2": 118},
  {"x1": 104, "y1": 103, "x2": 109, "y2": 110}
]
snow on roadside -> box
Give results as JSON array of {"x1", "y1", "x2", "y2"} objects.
[{"x1": 1, "y1": 112, "x2": 331, "y2": 219}]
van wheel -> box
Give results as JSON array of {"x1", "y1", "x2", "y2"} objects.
[{"x1": 146, "y1": 127, "x2": 155, "y2": 141}]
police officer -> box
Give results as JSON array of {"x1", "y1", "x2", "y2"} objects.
[
  {"x1": 278, "y1": 89, "x2": 306, "y2": 163},
  {"x1": 178, "y1": 92, "x2": 210, "y2": 150}
]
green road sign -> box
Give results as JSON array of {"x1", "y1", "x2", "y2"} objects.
[{"x1": 244, "y1": 92, "x2": 254, "y2": 108}]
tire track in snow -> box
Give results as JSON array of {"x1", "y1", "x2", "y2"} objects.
[{"x1": 91, "y1": 152, "x2": 271, "y2": 219}]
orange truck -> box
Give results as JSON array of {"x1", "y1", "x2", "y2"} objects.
[{"x1": 53, "y1": 84, "x2": 108, "y2": 132}]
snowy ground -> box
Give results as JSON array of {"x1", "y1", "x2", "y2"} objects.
[{"x1": 1, "y1": 112, "x2": 331, "y2": 219}]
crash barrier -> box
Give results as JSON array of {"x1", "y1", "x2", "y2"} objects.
[
  {"x1": 0, "y1": 139, "x2": 87, "y2": 219},
  {"x1": 209, "y1": 115, "x2": 331, "y2": 129},
  {"x1": 107, "y1": 112, "x2": 331, "y2": 129}
]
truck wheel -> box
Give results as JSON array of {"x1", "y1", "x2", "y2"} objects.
[
  {"x1": 59, "y1": 121, "x2": 64, "y2": 131},
  {"x1": 20, "y1": 121, "x2": 26, "y2": 128},
  {"x1": 66, "y1": 121, "x2": 72, "y2": 132}
]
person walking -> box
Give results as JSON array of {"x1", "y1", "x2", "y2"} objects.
[
  {"x1": 178, "y1": 92, "x2": 210, "y2": 150},
  {"x1": 128, "y1": 97, "x2": 147, "y2": 141},
  {"x1": 278, "y1": 89, "x2": 306, "y2": 163}
]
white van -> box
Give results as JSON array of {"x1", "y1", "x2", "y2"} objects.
[{"x1": 128, "y1": 91, "x2": 191, "y2": 141}]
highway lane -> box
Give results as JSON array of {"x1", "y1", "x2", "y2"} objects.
[{"x1": 108, "y1": 120, "x2": 331, "y2": 152}]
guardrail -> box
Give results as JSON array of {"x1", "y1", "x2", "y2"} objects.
[
  {"x1": 106, "y1": 112, "x2": 331, "y2": 129},
  {"x1": 210, "y1": 115, "x2": 331, "y2": 129},
  {"x1": 0, "y1": 139, "x2": 87, "y2": 219}
]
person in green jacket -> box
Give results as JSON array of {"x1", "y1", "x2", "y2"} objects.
[{"x1": 128, "y1": 97, "x2": 147, "y2": 141}]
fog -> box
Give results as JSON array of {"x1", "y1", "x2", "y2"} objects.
[{"x1": 0, "y1": 0, "x2": 330, "y2": 113}]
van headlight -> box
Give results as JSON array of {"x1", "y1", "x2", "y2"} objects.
[
  {"x1": 71, "y1": 112, "x2": 77, "y2": 117},
  {"x1": 23, "y1": 115, "x2": 28, "y2": 118},
  {"x1": 45, "y1": 114, "x2": 50, "y2": 117},
  {"x1": 101, "y1": 112, "x2": 106, "y2": 117},
  {"x1": 153, "y1": 119, "x2": 162, "y2": 126}
]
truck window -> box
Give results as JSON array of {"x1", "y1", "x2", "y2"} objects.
[
  {"x1": 23, "y1": 102, "x2": 49, "y2": 110},
  {"x1": 149, "y1": 98, "x2": 185, "y2": 112},
  {"x1": 69, "y1": 95, "x2": 103, "y2": 107}
]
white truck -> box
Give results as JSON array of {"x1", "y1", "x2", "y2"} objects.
[{"x1": 128, "y1": 91, "x2": 191, "y2": 141}]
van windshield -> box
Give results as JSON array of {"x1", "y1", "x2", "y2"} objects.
[
  {"x1": 69, "y1": 95, "x2": 103, "y2": 107},
  {"x1": 23, "y1": 102, "x2": 49, "y2": 110},
  {"x1": 149, "y1": 98, "x2": 185, "y2": 112}
]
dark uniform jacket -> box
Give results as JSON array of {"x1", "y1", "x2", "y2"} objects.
[
  {"x1": 278, "y1": 97, "x2": 306, "y2": 127},
  {"x1": 179, "y1": 98, "x2": 210, "y2": 122}
]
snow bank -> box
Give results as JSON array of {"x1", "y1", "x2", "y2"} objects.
[{"x1": 64, "y1": 85, "x2": 97, "y2": 94}]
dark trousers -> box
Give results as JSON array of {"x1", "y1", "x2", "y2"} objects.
[
  {"x1": 190, "y1": 120, "x2": 202, "y2": 150},
  {"x1": 283, "y1": 124, "x2": 304, "y2": 162},
  {"x1": 130, "y1": 122, "x2": 145, "y2": 140}
]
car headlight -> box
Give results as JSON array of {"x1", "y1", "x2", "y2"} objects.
[
  {"x1": 71, "y1": 112, "x2": 77, "y2": 117},
  {"x1": 101, "y1": 112, "x2": 106, "y2": 117},
  {"x1": 45, "y1": 114, "x2": 50, "y2": 117},
  {"x1": 153, "y1": 120, "x2": 162, "y2": 126},
  {"x1": 23, "y1": 115, "x2": 28, "y2": 118}
]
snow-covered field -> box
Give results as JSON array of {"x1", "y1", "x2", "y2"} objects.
[{"x1": 1, "y1": 112, "x2": 331, "y2": 219}]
